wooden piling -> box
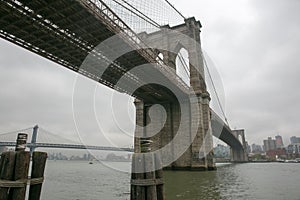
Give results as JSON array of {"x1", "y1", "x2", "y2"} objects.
[
  {"x1": 15, "y1": 133, "x2": 28, "y2": 152},
  {"x1": 131, "y1": 154, "x2": 146, "y2": 200},
  {"x1": 130, "y1": 139, "x2": 165, "y2": 200},
  {"x1": 10, "y1": 133, "x2": 30, "y2": 200},
  {"x1": 154, "y1": 153, "x2": 164, "y2": 200},
  {"x1": 0, "y1": 132, "x2": 47, "y2": 200},
  {"x1": 11, "y1": 151, "x2": 30, "y2": 200},
  {"x1": 145, "y1": 153, "x2": 157, "y2": 200},
  {"x1": 0, "y1": 152, "x2": 16, "y2": 200},
  {"x1": 29, "y1": 152, "x2": 47, "y2": 200}
]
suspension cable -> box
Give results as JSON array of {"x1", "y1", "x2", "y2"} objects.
[
  {"x1": 202, "y1": 51, "x2": 230, "y2": 127},
  {"x1": 0, "y1": 127, "x2": 33, "y2": 136},
  {"x1": 119, "y1": 0, "x2": 161, "y2": 27},
  {"x1": 164, "y1": 0, "x2": 186, "y2": 19},
  {"x1": 112, "y1": 0, "x2": 161, "y2": 28}
]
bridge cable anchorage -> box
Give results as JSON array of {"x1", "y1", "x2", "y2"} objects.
[
  {"x1": 112, "y1": 0, "x2": 161, "y2": 28},
  {"x1": 202, "y1": 51, "x2": 230, "y2": 127},
  {"x1": 164, "y1": 0, "x2": 186, "y2": 19}
]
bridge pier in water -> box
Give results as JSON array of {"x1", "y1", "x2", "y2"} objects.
[{"x1": 134, "y1": 98, "x2": 215, "y2": 171}]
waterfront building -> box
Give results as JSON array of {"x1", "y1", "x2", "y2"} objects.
[
  {"x1": 286, "y1": 143, "x2": 300, "y2": 159},
  {"x1": 275, "y1": 135, "x2": 284, "y2": 148},
  {"x1": 266, "y1": 149, "x2": 287, "y2": 159},
  {"x1": 290, "y1": 136, "x2": 300, "y2": 144},
  {"x1": 288, "y1": 143, "x2": 300, "y2": 154},
  {"x1": 287, "y1": 145, "x2": 294, "y2": 154},
  {"x1": 263, "y1": 137, "x2": 277, "y2": 152}
]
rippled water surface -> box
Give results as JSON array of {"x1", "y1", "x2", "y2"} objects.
[{"x1": 42, "y1": 161, "x2": 300, "y2": 200}]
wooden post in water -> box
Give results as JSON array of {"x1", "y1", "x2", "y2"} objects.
[
  {"x1": 130, "y1": 139, "x2": 165, "y2": 200},
  {"x1": 154, "y1": 153, "x2": 164, "y2": 200},
  {"x1": 0, "y1": 151, "x2": 16, "y2": 200},
  {"x1": 29, "y1": 152, "x2": 47, "y2": 200},
  {"x1": 0, "y1": 132, "x2": 47, "y2": 200},
  {"x1": 11, "y1": 133, "x2": 30, "y2": 200}
]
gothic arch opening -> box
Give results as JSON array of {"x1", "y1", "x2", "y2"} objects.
[
  {"x1": 238, "y1": 134, "x2": 244, "y2": 145},
  {"x1": 175, "y1": 48, "x2": 190, "y2": 87}
]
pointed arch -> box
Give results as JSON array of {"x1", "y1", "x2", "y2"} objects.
[{"x1": 175, "y1": 48, "x2": 190, "y2": 86}]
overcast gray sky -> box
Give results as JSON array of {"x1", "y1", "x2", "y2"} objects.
[{"x1": 0, "y1": 0, "x2": 300, "y2": 147}]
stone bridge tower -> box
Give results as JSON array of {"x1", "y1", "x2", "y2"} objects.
[
  {"x1": 231, "y1": 129, "x2": 249, "y2": 162},
  {"x1": 134, "y1": 17, "x2": 215, "y2": 170}
]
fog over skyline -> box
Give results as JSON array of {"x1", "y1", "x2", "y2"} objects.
[{"x1": 1, "y1": 0, "x2": 300, "y2": 148}]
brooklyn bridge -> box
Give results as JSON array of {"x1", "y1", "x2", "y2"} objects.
[{"x1": 0, "y1": 0, "x2": 248, "y2": 173}]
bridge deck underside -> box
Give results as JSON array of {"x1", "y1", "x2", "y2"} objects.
[
  {"x1": 0, "y1": 0, "x2": 187, "y2": 103},
  {"x1": 211, "y1": 111, "x2": 243, "y2": 150}
]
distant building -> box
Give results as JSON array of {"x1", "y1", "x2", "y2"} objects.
[
  {"x1": 290, "y1": 136, "x2": 300, "y2": 144},
  {"x1": 287, "y1": 143, "x2": 300, "y2": 154},
  {"x1": 275, "y1": 135, "x2": 284, "y2": 148},
  {"x1": 251, "y1": 144, "x2": 263, "y2": 153},
  {"x1": 105, "y1": 153, "x2": 128, "y2": 161},
  {"x1": 287, "y1": 145, "x2": 294, "y2": 154},
  {"x1": 263, "y1": 137, "x2": 277, "y2": 152},
  {"x1": 266, "y1": 148, "x2": 287, "y2": 159},
  {"x1": 286, "y1": 143, "x2": 300, "y2": 159}
]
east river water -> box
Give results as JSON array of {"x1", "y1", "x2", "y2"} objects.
[{"x1": 41, "y1": 161, "x2": 300, "y2": 200}]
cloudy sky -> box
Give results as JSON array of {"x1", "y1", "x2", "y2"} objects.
[{"x1": 0, "y1": 0, "x2": 299, "y2": 147}]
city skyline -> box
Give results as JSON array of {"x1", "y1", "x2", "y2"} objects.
[{"x1": 250, "y1": 135, "x2": 299, "y2": 148}]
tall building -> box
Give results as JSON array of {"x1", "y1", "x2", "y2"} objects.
[
  {"x1": 275, "y1": 135, "x2": 284, "y2": 148},
  {"x1": 290, "y1": 136, "x2": 300, "y2": 144},
  {"x1": 263, "y1": 137, "x2": 277, "y2": 152},
  {"x1": 251, "y1": 144, "x2": 263, "y2": 153}
]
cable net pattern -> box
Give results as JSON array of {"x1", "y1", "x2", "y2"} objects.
[{"x1": 102, "y1": 0, "x2": 185, "y2": 33}]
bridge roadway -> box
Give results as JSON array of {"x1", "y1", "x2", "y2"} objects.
[
  {"x1": 0, "y1": 0, "x2": 188, "y2": 103},
  {"x1": 0, "y1": 142, "x2": 134, "y2": 152}
]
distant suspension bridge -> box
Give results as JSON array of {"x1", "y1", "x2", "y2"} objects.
[{"x1": 0, "y1": 125, "x2": 134, "y2": 153}]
